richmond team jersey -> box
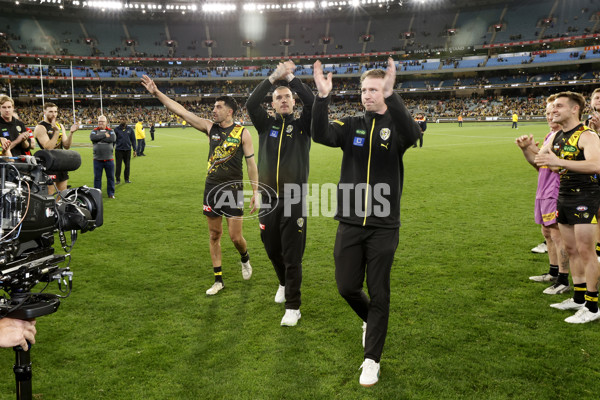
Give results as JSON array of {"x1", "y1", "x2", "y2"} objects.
[
  {"x1": 206, "y1": 124, "x2": 244, "y2": 185},
  {"x1": 551, "y1": 123, "x2": 598, "y2": 195},
  {"x1": 36, "y1": 120, "x2": 63, "y2": 149}
]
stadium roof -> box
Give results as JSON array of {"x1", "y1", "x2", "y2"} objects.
[{"x1": 2, "y1": 0, "x2": 519, "y2": 18}]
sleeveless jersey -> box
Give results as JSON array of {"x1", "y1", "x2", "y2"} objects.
[
  {"x1": 36, "y1": 120, "x2": 63, "y2": 149},
  {"x1": 206, "y1": 124, "x2": 244, "y2": 185},
  {"x1": 551, "y1": 123, "x2": 598, "y2": 194}
]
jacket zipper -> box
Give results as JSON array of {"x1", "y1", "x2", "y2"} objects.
[{"x1": 363, "y1": 118, "x2": 376, "y2": 226}]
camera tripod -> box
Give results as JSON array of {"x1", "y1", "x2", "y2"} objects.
[{"x1": 10, "y1": 295, "x2": 61, "y2": 400}]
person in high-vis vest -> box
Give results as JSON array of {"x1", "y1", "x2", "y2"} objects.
[
  {"x1": 135, "y1": 119, "x2": 146, "y2": 156},
  {"x1": 141, "y1": 75, "x2": 259, "y2": 296}
]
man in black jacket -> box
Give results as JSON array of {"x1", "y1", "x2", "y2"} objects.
[
  {"x1": 246, "y1": 61, "x2": 314, "y2": 327},
  {"x1": 113, "y1": 119, "x2": 137, "y2": 184},
  {"x1": 0, "y1": 96, "x2": 30, "y2": 157},
  {"x1": 312, "y1": 58, "x2": 421, "y2": 387}
]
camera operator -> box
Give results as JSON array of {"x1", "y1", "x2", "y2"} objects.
[
  {"x1": 0, "y1": 318, "x2": 36, "y2": 351},
  {"x1": 0, "y1": 96, "x2": 30, "y2": 157}
]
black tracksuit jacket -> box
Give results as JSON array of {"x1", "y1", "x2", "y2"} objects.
[
  {"x1": 245, "y1": 77, "x2": 314, "y2": 198},
  {"x1": 311, "y1": 93, "x2": 421, "y2": 228}
]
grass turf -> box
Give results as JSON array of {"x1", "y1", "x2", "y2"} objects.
[{"x1": 1, "y1": 121, "x2": 600, "y2": 399}]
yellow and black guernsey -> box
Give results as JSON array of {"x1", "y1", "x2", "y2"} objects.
[
  {"x1": 205, "y1": 123, "x2": 244, "y2": 185},
  {"x1": 311, "y1": 93, "x2": 421, "y2": 228},
  {"x1": 36, "y1": 120, "x2": 63, "y2": 149},
  {"x1": 245, "y1": 77, "x2": 314, "y2": 198},
  {"x1": 551, "y1": 123, "x2": 598, "y2": 195}
]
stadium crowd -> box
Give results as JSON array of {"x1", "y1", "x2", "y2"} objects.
[{"x1": 10, "y1": 91, "x2": 600, "y2": 127}]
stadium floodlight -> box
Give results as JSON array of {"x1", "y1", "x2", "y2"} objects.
[
  {"x1": 86, "y1": 1, "x2": 123, "y2": 9},
  {"x1": 350, "y1": 0, "x2": 359, "y2": 6},
  {"x1": 202, "y1": 2, "x2": 237, "y2": 12}
]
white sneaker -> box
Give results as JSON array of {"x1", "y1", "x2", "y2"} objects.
[
  {"x1": 359, "y1": 358, "x2": 380, "y2": 387},
  {"x1": 205, "y1": 281, "x2": 224, "y2": 295},
  {"x1": 241, "y1": 260, "x2": 252, "y2": 280},
  {"x1": 531, "y1": 242, "x2": 548, "y2": 254},
  {"x1": 280, "y1": 309, "x2": 301, "y2": 326},
  {"x1": 529, "y1": 273, "x2": 557, "y2": 282},
  {"x1": 543, "y1": 283, "x2": 570, "y2": 295},
  {"x1": 274, "y1": 285, "x2": 286, "y2": 303},
  {"x1": 550, "y1": 298, "x2": 585, "y2": 310},
  {"x1": 565, "y1": 308, "x2": 600, "y2": 324},
  {"x1": 362, "y1": 322, "x2": 367, "y2": 348}
]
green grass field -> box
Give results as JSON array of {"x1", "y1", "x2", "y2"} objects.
[{"x1": 1, "y1": 121, "x2": 599, "y2": 399}]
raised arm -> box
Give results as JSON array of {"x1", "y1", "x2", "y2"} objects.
[
  {"x1": 379, "y1": 58, "x2": 421, "y2": 149},
  {"x1": 245, "y1": 63, "x2": 292, "y2": 131},
  {"x1": 141, "y1": 75, "x2": 213, "y2": 134},
  {"x1": 385, "y1": 93, "x2": 421, "y2": 150},
  {"x1": 515, "y1": 134, "x2": 541, "y2": 170},
  {"x1": 61, "y1": 123, "x2": 79, "y2": 150},
  {"x1": 311, "y1": 60, "x2": 345, "y2": 148},
  {"x1": 241, "y1": 128, "x2": 259, "y2": 214}
]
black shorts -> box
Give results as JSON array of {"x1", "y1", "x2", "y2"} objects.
[
  {"x1": 203, "y1": 182, "x2": 244, "y2": 218},
  {"x1": 46, "y1": 170, "x2": 69, "y2": 183},
  {"x1": 556, "y1": 192, "x2": 600, "y2": 225}
]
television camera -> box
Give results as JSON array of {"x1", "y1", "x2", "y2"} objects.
[{"x1": 0, "y1": 149, "x2": 103, "y2": 400}]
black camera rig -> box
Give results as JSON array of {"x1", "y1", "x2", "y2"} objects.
[{"x1": 0, "y1": 150, "x2": 103, "y2": 400}]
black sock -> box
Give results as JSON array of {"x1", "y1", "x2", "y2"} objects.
[
  {"x1": 240, "y1": 250, "x2": 249, "y2": 263},
  {"x1": 596, "y1": 243, "x2": 600, "y2": 256},
  {"x1": 548, "y1": 265, "x2": 559, "y2": 277},
  {"x1": 213, "y1": 266, "x2": 223, "y2": 283},
  {"x1": 585, "y1": 291, "x2": 599, "y2": 313},
  {"x1": 557, "y1": 272, "x2": 569, "y2": 286},
  {"x1": 574, "y1": 283, "x2": 586, "y2": 304}
]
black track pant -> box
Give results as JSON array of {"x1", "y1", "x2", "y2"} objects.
[
  {"x1": 115, "y1": 149, "x2": 132, "y2": 181},
  {"x1": 334, "y1": 222, "x2": 399, "y2": 363},
  {"x1": 259, "y1": 197, "x2": 306, "y2": 309}
]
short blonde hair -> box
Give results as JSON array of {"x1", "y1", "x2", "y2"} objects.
[
  {"x1": 360, "y1": 69, "x2": 385, "y2": 84},
  {"x1": 0, "y1": 95, "x2": 14, "y2": 106}
]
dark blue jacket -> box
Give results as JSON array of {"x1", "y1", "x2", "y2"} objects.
[{"x1": 113, "y1": 124, "x2": 136, "y2": 151}]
